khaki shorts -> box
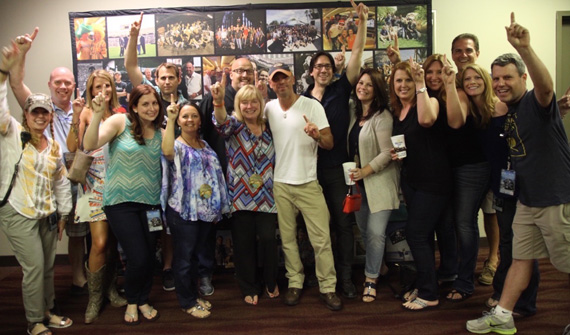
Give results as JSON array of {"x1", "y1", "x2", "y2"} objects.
[
  {"x1": 480, "y1": 189, "x2": 495, "y2": 214},
  {"x1": 512, "y1": 201, "x2": 570, "y2": 273}
]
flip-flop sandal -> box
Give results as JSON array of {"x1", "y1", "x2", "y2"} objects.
[
  {"x1": 139, "y1": 306, "x2": 160, "y2": 322},
  {"x1": 46, "y1": 313, "x2": 73, "y2": 328},
  {"x1": 185, "y1": 304, "x2": 211, "y2": 319},
  {"x1": 197, "y1": 298, "x2": 212, "y2": 311},
  {"x1": 402, "y1": 288, "x2": 418, "y2": 302},
  {"x1": 362, "y1": 282, "x2": 377, "y2": 303},
  {"x1": 27, "y1": 323, "x2": 52, "y2": 335},
  {"x1": 123, "y1": 311, "x2": 141, "y2": 326},
  {"x1": 402, "y1": 298, "x2": 439, "y2": 312}
]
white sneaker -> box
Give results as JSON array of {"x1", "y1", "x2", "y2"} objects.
[{"x1": 466, "y1": 308, "x2": 517, "y2": 334}]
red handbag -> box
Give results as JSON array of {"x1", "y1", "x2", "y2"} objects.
[{"x1": 342, "y1": 178, "x2": 362, "y2": 213}]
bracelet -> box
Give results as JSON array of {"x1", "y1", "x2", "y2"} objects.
[
  {"x1": 0, "y1": 68, "x2": 9, "y2": 75},
  {"x1": 213, "y1": 101, "x2": 224, "y2": 108},
  {"x1": 416, "y1": 87, "x2": 427, "y2": 95}
]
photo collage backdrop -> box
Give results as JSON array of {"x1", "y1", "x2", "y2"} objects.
[{"x1": 70, "y1": 1, "x2": 431, "y2": 101}]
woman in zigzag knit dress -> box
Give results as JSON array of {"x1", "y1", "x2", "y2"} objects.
[
  {"x1": 212, "y1": 77, "x2": 279, "y2": 306},
  {"x1": 84, "y1": 84, "x2": 163, "y2": 325}
]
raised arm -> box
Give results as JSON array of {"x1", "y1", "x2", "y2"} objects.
[
  {"x1": 345, "y1": 0, "x2": 369, "y2": 85},
  {"x1": 9, "y1": 28, "x2": 38, "y2": 109},
  {"x1": 161, "y1": 94, "x2": 179, "y2": 161},
  {"x1": 0, "y1": 40, "x2": 20, "y2": 135},
  {"x1": 83, "y1": 92, "x2": 122, "y2": 150},
  {"x1": 124, "y1": 13, "x2": 144, "y2": 88},
  {"x1": 66, "y1": 88, "x2": 86, "y2": 152},
  {"x1": 442, "y1": 54, "x2": 468, "y2": 128},
  {"x1": 211, "y1": 72, "x2": 228, "y2": 123},
  {"x1": 411, "y1": 57, "x2": 439, "y2": 127},
  {"x1": 506, "y1": 12, "x2": 553, "y2": 107}
]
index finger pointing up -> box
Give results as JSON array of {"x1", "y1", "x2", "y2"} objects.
[
  {"x1": 139, "y1": 12, "x2": 144, "y2": 25},
  {"x1": 350, "y1": 0, "x2": 357, "y2": 10},
  {"x1": 510, "y1": 12, "x2": 515, "y2": 25},
  {"x1": 303, "y1": 114, "x2": 310, "y2": 124},
  {"x1": 76, "y1": 88, "x2": 80, "y2": 98},
  {"x1": 170, "y1": 93, "x2": 175, "y2": 105}
]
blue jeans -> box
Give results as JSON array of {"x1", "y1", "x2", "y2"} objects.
[
  {"x1": 354, "y1": 189, "x2": 392, "y2": 279},
  {"x1": 401, "y1": 179, "x2": 450, "y2": 301},
  {"x1": 492, "y1": 197, "x2": 539, "y2": 316},
  {"x1": 451, "y1": 162, "x2": 490, "y2": 295},
  {"x1": 318, "y1": 166, "x2": 354, "y2": 280},
  {"x1": 104, "y1": 202, "x2": 157, "y2": 305},
  {"x1": 166, "y1": 206, "x2": 213, "y2": 309},
  {"x1": 231, "y1": 211, "x2": 278, "y2": 296}
]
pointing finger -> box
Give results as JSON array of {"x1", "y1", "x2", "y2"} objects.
[
  {"x1": 510, "y1": 12, "x2": 515, "y2": 25},
  {"x1": 350, "y1": 0, "x2": 357, "y2": 10},
  {"x1": 394, "y1": 33, "x2": 399, "y2": 49},
  {"x1": 170, "y1": 93, "x2": 175, "y2": 105},
  {"x1": 303, "y1": 114, "x2": 310, "y2": 124},
  {"x1": 29, "y1": 27, "x2": 39, "y2": 41},
  {"x1": 139, "y1": 12, "x2": 144, "y2": 25},
  {"x1": 341, "y1": 45, "x2": 346, "y2": 56},
  {"x1": 76, "y1": 88, "x2": 80, "y2": 98}
]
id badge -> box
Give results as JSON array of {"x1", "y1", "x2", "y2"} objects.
[
  {"x1": 499, "y1": 169, "x2": 516, "y2": 196},
  {"x1": 146, "y1": 209, "x2": 163, "y2": 232},
  {"x1": 492, "y1": 196, "x2": 504, "y2": 213}
]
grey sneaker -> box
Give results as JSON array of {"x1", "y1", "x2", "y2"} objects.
[
  {"x1": 199, "y1": 276, "x2": 214, "y2": 296},
  {"x1": 466, "y1": 308, "x2": 517, "y2": 334}
]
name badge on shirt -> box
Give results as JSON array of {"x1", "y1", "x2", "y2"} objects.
[
  {"x1": 146, "y1": 209, "x2": 163, "y2": 232},
  {"x1": 499, "y1": 169, "x2": 516, "y2": 196}
]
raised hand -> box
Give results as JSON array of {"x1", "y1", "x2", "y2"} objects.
[
  {"x1": 506, "y1": 12, "x2": 530, "y2": 50},
  {"x1": 166, "y1": 94, "x2": 179, "y2": 121},
  {"x1": 441, "y1": 54, "x2": 456, "y2": 86},
  {"x1": 14, "y1": 27, "x2": 38, "y2": 55},
  {"x1": 1, "y1": 40, "x2": 20, "y2": 72},
  {"x1": 351, "y1": 0, "x2": 369, "y2": 22},
  {"x1": 72, "y1": 88, "x2": 85, "y2": 114},
  {"x1": 91, "y1": 91, "x2": 106, "y2": 115},
  {"x1": 334, "y1": 46, "x2": 346, "y2": 72},
  {"x1": 303, "y1": 114, "x2": 320, "y2": 141},
  {"x1": 211, "y1": 71, "x2": 226, "y2": 105},
  {"x1": 387, "y1": 34, "x2": 400, "y2": 64},
  {"x1": 409, "y1": 56, "x2": 425, "y2": 86},
  {"x1": 130, "y1": 12, "x2": 143, "y2": 37}
]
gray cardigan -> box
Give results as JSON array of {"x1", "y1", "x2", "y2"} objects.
[{"x1": 348, "y1": 104, "x2": 400, "y2": 213}]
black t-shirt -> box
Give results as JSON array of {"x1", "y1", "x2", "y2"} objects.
[{"x1": 392, "y1": 106, "x2": 452, "y2": 195}]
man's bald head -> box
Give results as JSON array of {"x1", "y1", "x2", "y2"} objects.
[{"x1": 48, "y1": 67, "x2": 75, "y2": 108}]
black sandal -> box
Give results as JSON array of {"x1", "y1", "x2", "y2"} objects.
[
  {"x1": 446, "y1": 289, "x2": 472, "y2": 302},
  {"x1": 362, "y1": 282, "x2": 377, "y2": 303}
]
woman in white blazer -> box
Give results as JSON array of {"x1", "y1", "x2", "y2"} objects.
[{"x1": 346, "y1": 68, "x2": 400, "y2": 303}]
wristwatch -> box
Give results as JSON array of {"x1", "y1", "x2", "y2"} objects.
[{"x1": 416, "y1": 87, "x2": 427, "y2": 95}]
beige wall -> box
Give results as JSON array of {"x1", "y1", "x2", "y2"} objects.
[{"x1": 1, "y1": 0, "x2": 569, "y2": 255}]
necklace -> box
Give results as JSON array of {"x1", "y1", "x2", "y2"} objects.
[{"x1": 179, "y1": 135, "x2": 202, "y2": 149}]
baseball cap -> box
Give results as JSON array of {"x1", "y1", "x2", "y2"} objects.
[
  {"x1": 25, "y1": 93, "x2": 53, "y2": 113},
  {"x1": 269, "y1": 63, "x2": 292, "y2": 81}
]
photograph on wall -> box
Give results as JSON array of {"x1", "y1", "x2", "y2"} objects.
[
  {"x1": 214, "y1": 10, "x2": 266, "y2": 55},
  {"x1": 248, "y1": 53, "x2": 294, "y2": 97},
  {"x1": 107, "y1": 14, "x2": 156, "y2": 58},
  {"x1": 77, "y1": 62, "x2": 104, "y2": 95},
  {"x1": 374, "y1": 48, "x2": 427, "y2": 82},
  {"x1": 322, "y1": 6, "x2": 376, "y2": 51},
  {"x1": 266, "y1": 9, "x2": 322, "y2": 53},
  {"x1": 74, "y1": 17, "x2": 108, "y2": 61},
  {"x1": 179, "y1": 57, "x2": 204, "y2": 101},
  {"x1": 156, "y1": 12, "x2": 214, "y2": 56},
  {"x1": 107, "y1": 14, "x2": 156, "y2": 59},
  {"x1": 202, "y1": 56, "x2": 231, "y2": 96},
  {"x1": 293, "y1": 52, "x2": 314, "y2": 94},
  {"x1": 377, "y1": 5, "x2": 428, "y2": 49}
]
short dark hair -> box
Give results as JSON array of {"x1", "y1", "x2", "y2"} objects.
[
  {"x1": 309, "y1": 51, "x2": 336, "y2": 74},
  {"x1": 491, "y1": 53, "x2": 526, "y2": 76},
  {"x1": 451, "y1": 33, "x2": 480, "y2": 53}
]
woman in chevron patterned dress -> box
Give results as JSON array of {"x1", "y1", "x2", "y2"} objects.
[
  {"x1": 84, "y1": 84, "x2": 163, "y2": 325},
  {"x1": 212, "y1": 78, "x2": 279, "y2": 306},
  {"x1": 66, "y1": 70, "x2": 127, "y2": 324}
]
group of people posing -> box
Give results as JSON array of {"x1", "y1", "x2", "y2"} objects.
[{"x1": 0, "y1": 3, "x2": 569, "y2": 335}]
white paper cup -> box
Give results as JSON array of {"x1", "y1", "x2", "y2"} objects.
[
  {"x1": 391, "y1": 135, "x2": 407, "y2": 159},
  {"x1": 342, "y1": 162, "x2": 356, "y2": 185}
]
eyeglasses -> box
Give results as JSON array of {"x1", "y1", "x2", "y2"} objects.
[
  {"x1": 314, "y1": 64, "x2": 332, "y2": 71},
  {"x1": 232, "y1": 68, "x2": 254, "y2": 75}
]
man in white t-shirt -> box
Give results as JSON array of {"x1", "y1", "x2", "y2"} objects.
[{"x1": 265, "y1": 64, "x2": 342, "y2": 311}]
